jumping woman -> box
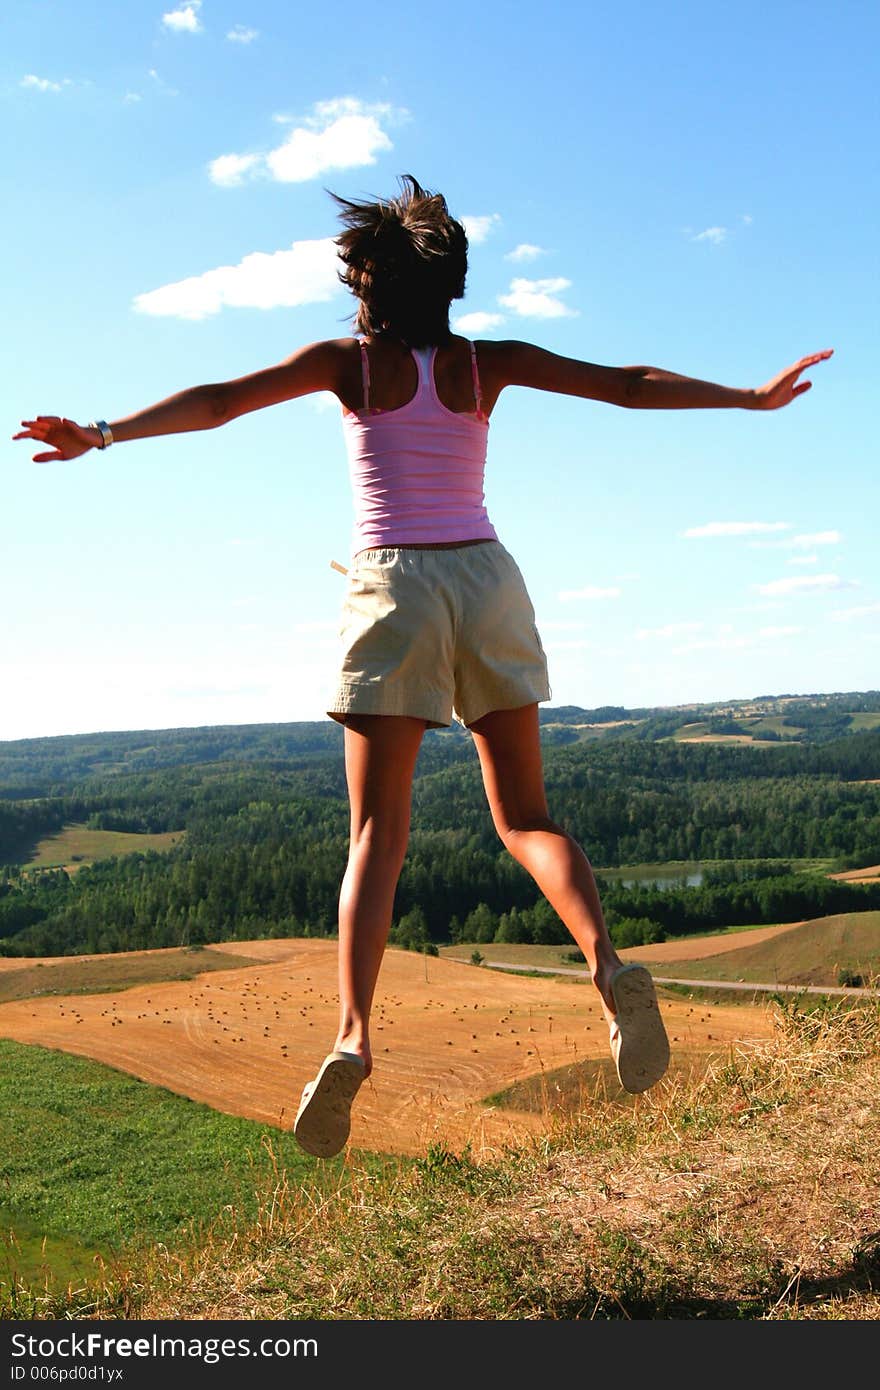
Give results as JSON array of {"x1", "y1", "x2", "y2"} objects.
[{"x1": 14, "y1": 176, "x2": 832, "y2": 1158}]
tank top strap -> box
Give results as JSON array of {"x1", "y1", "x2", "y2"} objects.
[
  {"x1": 411, "y1": 346, "x2": 436, "y2": 399},
  {"x1": 359, "y1": 339, "x2": 371, "y2": 410},
  {"x1": 468, "y1": 340, "x2": 483, "y2": 417}
]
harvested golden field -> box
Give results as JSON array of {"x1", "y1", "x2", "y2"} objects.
[
  {"x1": 621, "y1": 921, "x2": 805, "y2": 963},
  {"x1": 829, "y1": 863, "x2": 880, "y2": 884},
  {"x1": 0, "y1": 939, "x2": 773, "y2": 1157}
]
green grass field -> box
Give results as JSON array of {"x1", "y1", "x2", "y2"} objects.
[
  {"x1": 0, "y1": 1040, "x2": 393, "y2": 1301},
  {"x1": 23, "y1": 824, "x2": 184, "y2": 870},
  {"x1": 439, "y1": 941, "x2": 589, "y2": 974},
  {"x1": 741, "y1": 715, "x2": 805, "y2": 737},
  {"x1": 849, "y1": 713, "x2": 880, "y2": 731}
]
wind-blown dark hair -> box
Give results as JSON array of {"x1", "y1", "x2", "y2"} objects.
[{"x1": 330, "y1": 175, "x2": 468, "y2": 347}]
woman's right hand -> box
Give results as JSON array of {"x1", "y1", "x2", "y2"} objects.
[
  {"x1": 12, "y1": 416, "x2": 103, "y2": 463},
  {"x1": 752, "y1": 349, "x2": 834, "y2": 410}
]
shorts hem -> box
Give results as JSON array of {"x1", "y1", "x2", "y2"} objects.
[
  {"x1": 455, "y1": 680, "x2": 552, "y2": 728},
  {"x1": 327, "y1": 683, "x2": 452, "y2": 729}
]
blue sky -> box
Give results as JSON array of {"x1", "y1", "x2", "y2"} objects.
[{"x1": 4, "y1": 0, "x2": 877, "y2": 740}]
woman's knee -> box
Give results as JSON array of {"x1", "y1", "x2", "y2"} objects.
[
  {"x1": 496, "y1": 814, "x2": 564, "y2": 855},
  {"x1": 348, "y1": 817, "x2": 410, "y2": 866}
]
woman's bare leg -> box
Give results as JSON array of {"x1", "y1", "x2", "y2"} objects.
[
  {"x1": 468, "y1": 703, "x2": 624, "y2": 1019},
  {"x1": 334, "y1": 713, "x2": 427, "y2": 1075}
]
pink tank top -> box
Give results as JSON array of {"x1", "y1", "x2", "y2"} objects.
[{"x1": 341, "y1": 340, "x2": 498, "y2": 553}]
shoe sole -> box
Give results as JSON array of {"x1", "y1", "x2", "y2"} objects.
[
  {"x1": 293, "y1": 1053, "x2": 366, "y2": 1158},
  {"x1": 610, "y1": 965, "x2": 670, "y2": 1094}
]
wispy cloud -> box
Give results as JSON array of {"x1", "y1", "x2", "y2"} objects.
[
  {"x1": 754, "y1": 574, "x2": 859, "y2": 597},
  {"x1": 635, "y1": 622, "x2": 704, "y2": 640},
  {"x1": 227, "y1": 24, "x2": 258, "y2": 42},
  {"x1": 461, "y1": 213, "x2": 501, "y2": 244},
  {"x1": 209, "y1": 97, "x2": 397, "y2": 186},
  {"x1": 673, "y1": 634, "x2": 753, "y2": 654},
  {"x1": 133, "y1": 237, "x2": 341, "y2": 320},
  {"x1": 558, "y1": 585, "x2": 621, "y2": 602},
  {"x1": 147, "y1": 67, "x2": 178, "y2": 96},
  {"x1": 499, "y1": 277, "x2": 576, "y2": 319},
  {"x1": 788, "y1": 554, "x2": 818, "y2": 566},
  {"x1": 20, "y1": 74, "x2": 69, "y2": 92},
  {"x1": 505, "y1": 243, "x2": 545, "y2": 263},
  {"x1": 749, "y1": 529, "x2": 842, "y2": 551},
  {"x1": 452, "y1": 311, "x2": 506, "y2": 333},
  {"x1": 830, "y1": 602, "x2": 880, "y2": 623},
  {"x1": 670, "y1": 622, "x2": 802, "y2": 655},
  {"x1": 682, "y1": 521, "x2": 791, "y2": 539},
  {"x1": 691, "y1": 226, "x2": 727, "y2": 244},
  {"x1": 162, "y1": 2, "x2": 203, "y2": 33}
]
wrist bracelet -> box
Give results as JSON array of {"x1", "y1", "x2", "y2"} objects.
[{"x1": 88, "y1": 420, "x2": 113, "y2": 449}]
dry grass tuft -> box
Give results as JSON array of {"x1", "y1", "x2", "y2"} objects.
[{"x1": 7, "y1": 995, "x2": 880, "y2": 1321}]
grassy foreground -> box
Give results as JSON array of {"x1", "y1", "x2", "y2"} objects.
[
  {"x1": 0, "y1": 1041, "x2": 388, "y2": 1312},
  {"x1": 5, "y1": 995, "x2": 880, "y2": 1320}
]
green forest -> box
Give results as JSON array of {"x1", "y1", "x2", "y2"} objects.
[{"x1": 2, "y1": 692, "x2": 879, "y2": 958}]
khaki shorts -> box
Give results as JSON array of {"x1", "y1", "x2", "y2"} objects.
[{"x1": 327, "y1": 541, "x2": 551, "y2": 728}]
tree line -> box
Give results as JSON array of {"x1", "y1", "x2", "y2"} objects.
[{"x1": 1, "y1": 724, "x2": 879, "y2": 958}]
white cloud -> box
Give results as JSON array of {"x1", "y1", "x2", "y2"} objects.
[
  {"x1": 691, "y1": 226, "x2": 727, "y2": 244},
  {"x1": 133, "y1": 237, "x2": 341, "y2": 320},
  {"x1": 124, "y1": 92, "x2": 143, "y2": 103},
  {"x1": 682, "y1": 521, "x2": 791, "y2": 539},
  {"x1": 162, "y1": 2, "x2": 203, "y2": 33},
  {"x1": 227, "y1": 24, "x2": 258, "y2": 42},
  {"x1": 461, "y1": 213, "x2": 501, "y2": 244},
  {"x1": 21, "y1": 74, "x2": 65, "y2": 92},
  {"x1": 452, "y1": 311, "x2": 506, "y2": 334},
  {"x1": 499, "y1": 276, "x2": 576, "y2": 319},
  {"x1": 754, "y1": 574, "x2": 859, "y2": 597},
  {"x1": 558, "y1": 585, "x2": 621, "y2": 602},
  {"x1": 635, "y1": 622, "x2": 704, "y2": 640},
  {"x1": 210, "y1": 98, "x2": 396, "y2": 186},
  {"x1": 505, "y1": 243, "x2": 544, "y2": 263},
  {"x1": 788, "y1": 554, "x2": 818, "y2": 566},
  {"x1": 208, "y1": 152, "x2": 263, "y2": 187},
  {"x1": 790, "y1": 530, "x2": 841, "y2": 548},
  {"x1": 740, "y1": 214, "x2": 753, "y2": 225},
  {"x1": 830, "y1": 602, "x2": 880, "y2": 623},
  {"x1": 750, "y1": 529, "x2": 842, "y2": 551}
]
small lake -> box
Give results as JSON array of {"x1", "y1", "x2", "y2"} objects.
[{"x1": 598, "y1": 863, "x2": 705, "y2": 890}]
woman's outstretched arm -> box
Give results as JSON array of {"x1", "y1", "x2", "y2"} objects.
[
  {"x1": 13, "y1": 338, "x2": 346, "y2": 463},
  {"x1": 482, "y1": 341, "x2": 833, "y2": 412}
]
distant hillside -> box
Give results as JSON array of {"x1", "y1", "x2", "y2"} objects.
[
  {"x1": 539, "y1": 689, "x2": 880, "y2": 748},
  {"x1": 645, "y1": 910, "x2": 880, "y2": 987},
  {"x1": 1, "y1": 688, "x2": 879, "y2": 794}
]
